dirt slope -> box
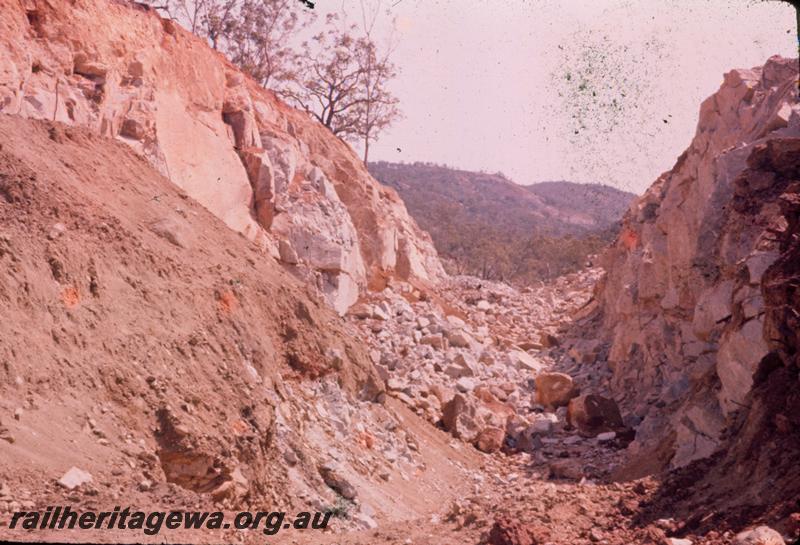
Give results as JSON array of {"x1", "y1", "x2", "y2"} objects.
[{"x1": 0, "y1": 115, "x2": 483, "y2": 543}]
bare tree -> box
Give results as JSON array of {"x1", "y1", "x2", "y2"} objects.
[
  {"x1": 224, "y1": 0, "x2": 315, "y2": 87},
  {"x1": 145, "y1": 0, "x2": 237, "y2": 48},
  {"x1": 281, "y1": 10, "x2": 400, "y2": 163},
  {"x1": 280, "y1": 16, "x2": 368, "y2": 136},
  {"x1": 352, "y1": 0, "x2": 400, "y2": 163},
  {"x1": 145, "y1": 0, "x2": 313, "y2": 72},
  {"x1": 148, "y1": 0, "x2": 399, "y2": 156}
]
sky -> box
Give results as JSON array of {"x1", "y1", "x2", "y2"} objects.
[{"x1": 316, "y1": 0, "x2": 796, "y2": 194}]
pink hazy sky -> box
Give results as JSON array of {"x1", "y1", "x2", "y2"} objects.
[{"x1": 324, "y1": 0, "x2": 796, "y2": 194}]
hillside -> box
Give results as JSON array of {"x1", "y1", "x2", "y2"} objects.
[
  {"x1": 0, "y1": 0, "x2": 443, "y2": 315},
  {"x1": 368, "y1": 162, "x2": 635, "y2": 283}
]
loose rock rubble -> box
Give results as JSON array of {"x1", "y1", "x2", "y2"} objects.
[{"x1": 347, "y1": 269, "x2": 632, "y2": 480}]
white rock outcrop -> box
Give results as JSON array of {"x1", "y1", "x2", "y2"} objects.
[{"x1": 0, "y1": 0, "x2": 443, "y2": 313}]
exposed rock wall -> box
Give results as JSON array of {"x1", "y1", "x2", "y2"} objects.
[
  {"x1": 0, "y1": 0, "x2": 443, "y2": 314},
  {"x1": 596, "y1": 56, "x2": 799, "y2": 471}
]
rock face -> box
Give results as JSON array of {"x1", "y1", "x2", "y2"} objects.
[
  {"x1": 0, "y1": 0, "x2": 443, "y2": 314},
  {"x1": 596, "y1": 56, "x2": 799, "y2": 470}
]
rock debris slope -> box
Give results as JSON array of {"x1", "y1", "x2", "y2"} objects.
[{"x1": 0, "y1": 0, "x2": 442, "y2": 314}]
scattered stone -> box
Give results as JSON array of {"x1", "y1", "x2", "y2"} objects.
[
  {"x1": 420, "y1": 334, "x2": 444, "y2": 350},
  {"x1": 47, "y1": 223, "x2": 66, "y2": 240},
  {"x1": 372, "y1": 304, "x2": 390, "y2": 321},
  {"x1": 318, "y1": 462, "x2": 357, "y2": 500},
  {"x1": 589, "y1": 528, "x2": 604, "y2": 542},
  {"x1": 528, "y1": 413, "x2": 558, "y2": 436},
  {"x1": 447, "y1": 328, "x2": 474, "y2": 348},
  {"x1": 58, "y1": 467, "x2": 93, "y2": 490},
  {"x1": 548, "y1": 459, "x2": 583, "y2": 480},
  {"x1": 353, "y1": 512, "x2": 378, "y2": 530},
  {"x1": 597, "y1": 431, "x2": 616, "y2": 442},
  {"x1": 0, "y1": 427, "x2": 15, "y2": 443},
  {"x1": 456, "y1": 377, "x2": 476, "y2": 393},
  {"x1": 540, "y1": 333, "x2": 559, "y2": 348},
  {"x1": 386, "y1": 378, "x2": 405, "y2": 391},
  {"x1": 506, "y1": 350, "x2": 541, "y2": 372},
  {"x1": 452, "y1": 352, "x2": 479, "y2": 376},
  {"x1": 668, "y1": 538, "x2": 693, "y2": 545}
]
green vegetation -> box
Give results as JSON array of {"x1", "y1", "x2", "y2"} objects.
[{"x1": 369, "y1": 161, "x2": 634, "y2": 284}]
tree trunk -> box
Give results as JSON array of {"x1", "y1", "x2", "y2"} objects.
[{"x1": 363, "y1": 138, "x2": 370, "y2": 164}]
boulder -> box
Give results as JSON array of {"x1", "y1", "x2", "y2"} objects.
[
  {"x1": 455, "y1": 377, "x2": 476, "y2": 393},
  {"x1": 732, "y1": 526, "x2": 784, "y2": 545},
  {"x1": 540, "y1": 333, "x2": 559, "y2": 348},
  {"x1": 474, "y1": 426, "x2": 505, "y2": 453},
  {"x1": 447, "y1": 328, "x2": 475, "y2": 348},
  {"x1": 318, "y1": 462, "x2": 357, "y2": 500},
  {"x1": 441, "y1": 393, "x2": 480, "y2": 442},
  {"x1": 420, "y1": 334, "x2": 445, "y2": 350},
  {"x1": 452, "y1": 352, "x2": 479, "y2": 376},
  {"x1": 527, "y1": 413, "x2": 559, "y2": 436},
  {"x1": 548, "y1": 459, "x2": 583, "y2": 480},
  {"x1": 349, "y1": 303, "x2": 372, "y2": 319},
  {"x1": 506, "y1": 350, "x2": 542, "y2": 372},
  {"x1": 567, "y1": 394, "x2": 624, "y2": 436},
  {"x1": 278, "y1": 239, "x2": 299, "y2": 264},
  {"x1": 534, "y1": 372, "x2": 578, "y2": 409}
]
